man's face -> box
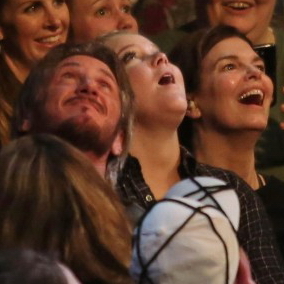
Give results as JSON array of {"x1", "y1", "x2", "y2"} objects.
[{"x1": 34, "y1": 55, "x2": 121, "y2": 155}]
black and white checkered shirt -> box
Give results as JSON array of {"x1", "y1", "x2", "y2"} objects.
[{"x1": 117, "y1": 147, "x2": 284, "y2": 283}]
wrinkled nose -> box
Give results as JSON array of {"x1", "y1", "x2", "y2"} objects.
[{"x1": 152, "y1": 52, "x2": 169, "y2": 66}]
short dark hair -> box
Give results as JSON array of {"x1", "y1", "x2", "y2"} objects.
[
  {"x1": 169, "y1": 25, "x2": 253, "y2": 94},
  {"x1": 12, "y1": 41, "x2": 134, "y2": 178}
]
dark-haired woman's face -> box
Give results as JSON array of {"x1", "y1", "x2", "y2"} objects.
[
  {"x1": 193, "y1": 36, "x2": 273, "y2": 132},
  {"x1": 206, "y1": 0, "x2": 276, "y2": 43},
  {"x1": 0, "y1": 0, "x2": 69, "y2": 67}
]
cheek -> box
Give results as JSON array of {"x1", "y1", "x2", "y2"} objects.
[
  {"x1": 264, "y1": 76, "x2": 274, "y2": 102},
  {"x1": 126, "y1": 66, "x2": 148, "y2": 91},
  {"x1": 215, "y1": 74, "x2": 239, "y2": 94},
  {"x1": 11, "y1": 18, "x2": 39, "y2": 42},
  {"x1": 89, "y1": 17, "x2": 116, "y2": 34},
  {"x1": 59, "y1": 6, "x2": 70, "y2": 24}
]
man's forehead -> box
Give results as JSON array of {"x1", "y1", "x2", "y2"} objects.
[{"x1": 56, "y1": 55, "x2": 116, "y2": 81}]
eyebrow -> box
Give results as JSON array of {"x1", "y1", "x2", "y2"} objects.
[
  {"x1": 58, "y1": 61, "x2": 81, "y2": 69},
  {"x1": 99, "y1": 68, "x2": 116, "y2": 82},
  {"x1": 213, "y1": 54, "x2": 264, "y2": 68},
  {"x1": 58, "y1": 61, "x2": 116, "y2": 81},
  {"x1": 91, "y1": 0, "x2": 103, "y2": 5}
]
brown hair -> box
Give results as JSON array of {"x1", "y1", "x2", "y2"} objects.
[
  {"x1": 170, "y1": 25, "x2": 253, "y2": 94},
  {"x1": 0, "y1": 134, "x2": 132, "y2": 284},
  {"x1": 0, "y1": 97, "x2": 12, "y2": 148}
]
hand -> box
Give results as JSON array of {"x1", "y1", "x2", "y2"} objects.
[{"x1": 234, "y1": 248, "x2": 256, "y2": 284}]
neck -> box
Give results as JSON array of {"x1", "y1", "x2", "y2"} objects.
[
  {"x1": 130, "y1": 125, "x2": 181, "y2": 199},
  {"x1": 253, "y1": 27, "x2": 275, "y2": 45},
  {"x1": 193, "y1": 128, "x2": 261, "y2": 190},
  {"x1": 3, "y1": 52, "x2": 31, "y2": 83},
  {"x1": 84, "y1": 150, "x2": 109, "y2": 178}
]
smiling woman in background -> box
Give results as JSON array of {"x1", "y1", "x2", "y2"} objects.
[{"x1": 0, "y1": 0, "x2": 69, "y2": 147}]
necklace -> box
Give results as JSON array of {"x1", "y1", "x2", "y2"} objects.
[{"x1": 257, "y1": 174, "x2": 266, "y2": 188}]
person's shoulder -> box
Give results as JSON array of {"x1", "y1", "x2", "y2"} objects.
[
  {"x1": 197, "y1": 162, "x2": 244, "y2": 183},
  {"x1": 196, "y1": 162, "x2": 254, "y2": 197}
]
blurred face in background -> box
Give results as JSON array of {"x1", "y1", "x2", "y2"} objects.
[
  {"x1": 206, "y1": 0, "x2": 276, "y2": 43},
  {"x1": 0, "y1": 0, "x2": 69, "y2": 69},
  {"x1": 69, "y1": 0, "x2": 138, "y2": 43}
]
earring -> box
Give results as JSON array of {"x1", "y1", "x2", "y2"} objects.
[{"x1": 189, "y1": 100, "x2": 196, "y2": 109}]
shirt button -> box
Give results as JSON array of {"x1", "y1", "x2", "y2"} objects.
[{"x1": 145, "y1": 194, "x2": 153, "y2": 202}]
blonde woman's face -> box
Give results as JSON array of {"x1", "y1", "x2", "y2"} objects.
[
  {"x1": 105, "y1": 33, "x2": 187, "y2": 127},
  {"x1": 206, "y1": 0, "x2": 276, "y2": 43},
  {"x1": 70, "y1": 0, "x2": 138, "y2": 43}
]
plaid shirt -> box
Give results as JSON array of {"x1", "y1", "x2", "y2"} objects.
[{"x1": 117, "y1": 147, "x2": 284, "y2": 284}]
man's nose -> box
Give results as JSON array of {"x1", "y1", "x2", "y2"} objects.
[{"x1": 78, "y1": 78, "x2": 98, "y2": 96}]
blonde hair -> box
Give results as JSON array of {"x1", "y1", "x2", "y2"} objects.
[{"x1": 0, "y1": 134, "x2": 132, "y2": 284}]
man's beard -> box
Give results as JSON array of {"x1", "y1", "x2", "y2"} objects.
[{"x1": 35, "y1": 116, "x2": 119, "y2": 157}]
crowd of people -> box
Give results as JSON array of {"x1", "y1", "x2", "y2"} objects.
[{"x1": 0, "y1": 0, "x2": 283, "y2": 283}]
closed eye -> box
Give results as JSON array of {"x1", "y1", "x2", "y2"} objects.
[
  {"x1": 99, "y1": 80, "x2": 112, "y2": 90},
  {"x1": 121, "y1": 51, "x2": 137, "y2": 64},
  {"x1": 61, "y1": 72, "x2": 76, "y2": 79}
]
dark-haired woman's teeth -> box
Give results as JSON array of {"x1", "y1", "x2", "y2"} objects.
[{"x1": 224, "y1": 2, "x2": 251, "y2": 9}]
